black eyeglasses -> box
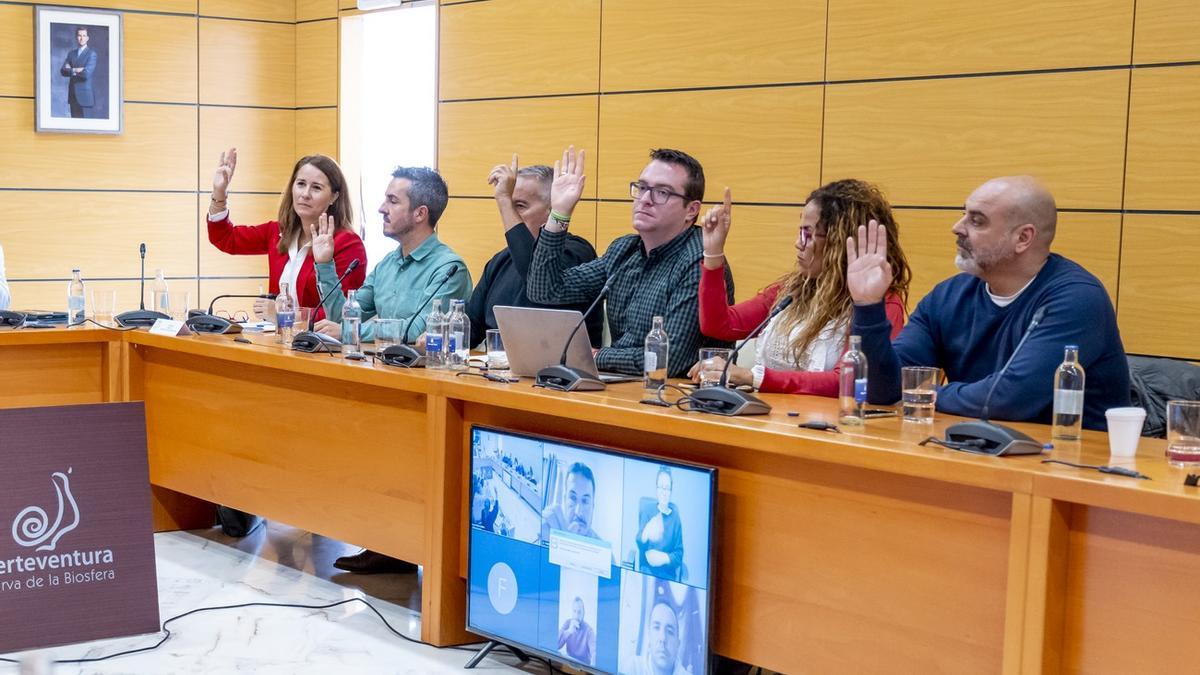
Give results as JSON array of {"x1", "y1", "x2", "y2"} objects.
[{"x1": 629, "y1": 181, "x2": 689, "y2": 205}]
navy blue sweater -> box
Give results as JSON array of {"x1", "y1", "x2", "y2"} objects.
[{"x1": 852, "y1": 254, "x2": 1129, "y2": 430}]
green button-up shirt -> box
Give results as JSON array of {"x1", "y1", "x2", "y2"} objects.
[{"x1": 316, "y1": 233, "x2": 472, "y2": 342}]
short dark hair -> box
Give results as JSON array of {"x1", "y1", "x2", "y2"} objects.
[
  {"x1": 566, "y1": 462, "x2": 595, "y2": 493},
  {"x1": 649, "y1": 148, "x2": 705, "y2": 203},
  {"x1": 76, "y1": 26, "x2": 88, "y2": 35},
  {"x1": 391, "y1": 166, "x2": 449, "y2": 226}
]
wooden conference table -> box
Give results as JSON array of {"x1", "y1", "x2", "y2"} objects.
[{"x1": 2, "y1": 327, "x2": 1199, "y2": 674}]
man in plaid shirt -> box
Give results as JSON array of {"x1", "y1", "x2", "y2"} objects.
[{"x1": 528, "y1": 147, "x2": 735, "y2": 377}]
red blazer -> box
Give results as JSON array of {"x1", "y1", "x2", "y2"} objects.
[
  {"x1": 207, "y1": 216, "x2": 367, "y2": 320},
  {"x1": 698, "y1": 263, "x2": 907, "y2": 396}
]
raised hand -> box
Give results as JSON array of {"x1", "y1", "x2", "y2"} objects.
[
  {"x1": 548, "y1": 146, "x2": 586, "y2": 223},
  {"x1": 487, "y1": 154, "x2": 518, "y2": 200},
  {"x1": 846, "y1": 220, "x2": 893, "y2": 305},
  {"x1": 309, "y1": 213, "x2": 336, "y2": 264},
  {"x1": 701, "y1": 187, "x2": 732, "y2": 268},
  {"x1": 212, "y1": 147, "x2": 237, "y2": 199}
]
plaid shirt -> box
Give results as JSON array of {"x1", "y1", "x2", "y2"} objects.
[{"x1": 528, "y1": 226, "x2": 734, "y2": 377}]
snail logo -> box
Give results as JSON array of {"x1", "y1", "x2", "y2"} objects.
[{"x1": 11, "y1": 468, "x2": 80, "y2": 552}]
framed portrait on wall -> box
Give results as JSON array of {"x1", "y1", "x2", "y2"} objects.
[{"x1": 35, "y1": 6, "x2": 123, "y2": 134}]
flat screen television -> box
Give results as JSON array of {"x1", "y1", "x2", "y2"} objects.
[{"x1": 467, "y1": 425, "x2": 717, "y2": 675}]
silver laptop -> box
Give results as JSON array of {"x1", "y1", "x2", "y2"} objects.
[{"x1": 493, "y1": 306, "x2": 640, "y2": 383}]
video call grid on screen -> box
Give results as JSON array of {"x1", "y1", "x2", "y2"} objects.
[{"x1": 467, "y1": 426, "x2": 716, "y2": 675}]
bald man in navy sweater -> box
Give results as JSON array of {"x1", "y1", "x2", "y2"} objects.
[{"x1": 846, "y1": 176, "x2": 1129, "y2": 430}]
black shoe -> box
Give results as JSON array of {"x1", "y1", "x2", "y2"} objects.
[
  {"x1": 216, "y1": 506, "x2": 262, "y2": 538},
  {"x1": 333, "y1": 549, "x2": 418, "y2": 574}
]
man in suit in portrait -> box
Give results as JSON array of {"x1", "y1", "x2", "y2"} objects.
[{"x1": 60, "y1": 26, "x2": 98, "y2": 118}]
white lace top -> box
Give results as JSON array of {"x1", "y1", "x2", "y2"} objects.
[{"x1": 750, "y1": 312, "x2": 848, "y2": 390}]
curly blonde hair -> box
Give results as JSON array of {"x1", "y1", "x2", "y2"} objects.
[{"x1": 772, "y1": 179, "x2": 911, "y2": 364}]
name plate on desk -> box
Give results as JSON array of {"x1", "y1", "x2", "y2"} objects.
[
  {"x1": 0, "y1": 403, "x2": 160, "y2": 653},
  {"x1": 149, "y1": 318, "x2": 192, "y2": 336}
]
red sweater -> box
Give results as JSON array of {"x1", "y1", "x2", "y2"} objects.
[
  {"x1": 698, "y1": 264, "x2": 906, "y2": 396},
  {"x1": 207, "y1": 216, "x2": 367, "y2": 321}
]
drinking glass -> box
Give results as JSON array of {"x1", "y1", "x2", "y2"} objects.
[
  {"x1": 375, "y1": 319, "x2": 402, "y2": 352},
  {"x1": 901, "y1": 366, "x2": 942, "y2": 423},
  {"x1": 169, "y1": 291, "x2": 191, "y2": 321},
  {"x1": 1167, "y1": 400, "x2": 1200, "y2": 466},
  {"x1": 486, "y1": 329, "x2": 509, "y2": 372},
  {"x1": 698, "y1": 347, "x2": 733, "y2": 388},
  {"x1": 91, "y1": 289, "x2": 117, "y2": 325}
]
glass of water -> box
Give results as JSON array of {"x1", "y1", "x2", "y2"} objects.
[
  {"x1": 698, "y1": 347, "x2": 733, "y2": 388},
  {"x1": 1166, "y1": 400, "x2": 1200, "y2": 466},
  {"x1": 375, "y1": 318, "x2": 402, "y2": 352},
  {"x1": 486, "y1": 329, "x2": 509, "y2": 373},
  {"x1": 901, "y1": 366, "x2": 942, "y2": 423}
]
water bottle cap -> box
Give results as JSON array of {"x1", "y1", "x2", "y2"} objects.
[
  {"x1": 1065, "y1": 344, "x2": 1078, "y2": 350},
  {"x1": 71, "y1": 268, "x2": 80, "y2": 273}
]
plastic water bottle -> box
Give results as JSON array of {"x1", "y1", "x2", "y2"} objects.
[
  {"x1": 447, "y1": 299, "x2": 469, "y2": 371},
  {"x1": 67, "y1": 268, "x2": 86, "y2": 325},
  {"x1": 153, "y1": 268, "x2": 170, "y2": 315},
  {"x1": 643, "y1": 316, "x2": 669, "y2": 391},
  {"x1": 341, "y1": 290, "x2": 363, "y2": 358},
  {"x1": 424, "y1": 298, "x2": 446, "y2": 369},
  {"x1": 275, "y1": 282, "x2": 296, "y2": 344},
  {"x1": 1052, "y1": 345, "x2": 1085, "y2": 441},
  {"x1": 838, "y1": 335, "x2": 868, "y2": 426}
]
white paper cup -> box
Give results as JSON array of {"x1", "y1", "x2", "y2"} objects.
[{"x1": 1105, "y1": 407, "x2": 1147, "y2": 458}]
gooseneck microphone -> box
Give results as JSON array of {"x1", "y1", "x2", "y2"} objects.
[
  {"x1": 534, "y1": 273, "x2": 619, "y2": 392},
  {"x1": 116, "y1": 243, "x2": 173, "y2": 327},
  {"x1": 185, "y1": 293, "x2": 277, "y2": 334},
  {"x1": 941, "y1": 305, "x2": 1048, "y2": 456},
  {"x1": 688, "y1": 295, "x2": 794, "y2": 416},
  {"x1": 291, "y1": 259, "x2": 361, "y2": 353},
  {"x1": 381, "y1": 264, "x2": 459, "y2": 368}
]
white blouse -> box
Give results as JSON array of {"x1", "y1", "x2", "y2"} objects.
[{"x1": 750, "y1": 311, "x2": 847, "y2": 390}]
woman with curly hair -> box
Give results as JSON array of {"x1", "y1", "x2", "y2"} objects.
[{"x1": 690, "y1": 179, "x2": 911, "y2": 394}]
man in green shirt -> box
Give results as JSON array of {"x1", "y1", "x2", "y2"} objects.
[{"x1": 311, "y1": 166, "x2": 472, "y2": 343}]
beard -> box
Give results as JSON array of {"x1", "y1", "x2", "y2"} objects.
[{"x1": 955, "y1": 237, "x2": 1012, "y2": 276}]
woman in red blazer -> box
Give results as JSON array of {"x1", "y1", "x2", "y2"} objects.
[
  {"x1": 691, "y1": 179, "x2": 912, "y2": 396},
  {"x1": 206, "y1": 148, "x2": 366, "y2": 320}
]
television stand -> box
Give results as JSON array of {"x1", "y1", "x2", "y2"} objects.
[{"x1": 464, "y1": 640, "x2": 531, "y2": 669}]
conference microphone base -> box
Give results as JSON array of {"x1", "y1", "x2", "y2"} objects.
[
  {"x1": 184, "y1": 312, "x2": 243, "y2": 334},
  {"x1": 535, "y1": 364, "x2": 606, "y2": 392},
  {"x1": 944, "y1": 420, "x2": 1044, "y2": 456},
  {"x1": 688, "y1": 385, "x2": 772, "y2": 416},
  {"x1": 291, "y1": 330, "x2": 342, "y2": 353},
  {"x1": 380, "y1": 344, "x2": 425, "y2": 368},
  {"x1": 115, "y1": 309, "x2": 172, "y2": 328}
]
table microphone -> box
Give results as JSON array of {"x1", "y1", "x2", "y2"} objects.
[
  {"x1": 115, "y1": 243, "x2": 172, "y2": 327},
  {"x1": 535, "y1": 276, "x2": 619, "y2": 392},
  {"x1": 291, "y1": 259, "x2": 360, "y2": 353},
  {"x1": 941, "y1": 305, "x2": 1048, "y2": 456},
  {"x1": 688, "y1": 295, "x2": 793, "y2": 416},
  {"x1": 185, "y1": 293, "x2": 277, "y2": 334},
  {"x1": 381, "y1": 264, "x2": 459, "y2": 368}
]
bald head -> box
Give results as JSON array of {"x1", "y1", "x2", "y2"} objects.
[{"x1": 977, "y1": 176, "x2": 1057, "y2": 247}]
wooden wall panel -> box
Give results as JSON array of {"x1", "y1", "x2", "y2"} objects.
[
  {"x1": 67, "y1": 0, "x2": 196, "y2": 11},
  {"x1": 3, "y1": 192, "x2": 197, "y2": 279},
  {"x1": 0, "y1": 100, "x2": 198, "y2": 190},
  {"x1": 827, "y1": 0, "x2": 1133, "y2": 81},
  {"x1": 200, "y1": 0, "x2": 294, "y2": 22},
  {"x1": 199, "y1": 18, "x2": 295, "y2": 108},
  {"x1": 438, "y1": 96, "x2": 599, "y2": 199},
  {"x1": 0, "y1": 5, "x2": 33, "y2": 98},
  {"x1": 126, "y1": 14, "x2": 199, "y2": 104},
  {"x1": 198, "y1": 194, "x2": 284, "y2": 278},
  {"x1": 822, "y1": 71, "x2": 1129, "y2": 209},
  {"x1": 1133, "y1": 0, "x2": 1200, "y2": 64},
  {"x1": 439, "y1": 0, "x2": 600, "y2": 101},
  {"x1": 296, "y1": 20, "x2": 338, "y2": 108},
  {"x1": 597, "y1": 87, "x2": 823, "y2": 203},
  {"x1": 1117, "y1": 214, "x2": 1200, "y2": 359},
  {"x1": 601, "y1": 0, "x2": 824, "y2": 91},
  {"x1": 7, "y1": 279, "x2": 161, "y2": 317},
  {"x1": 438, "y1": 198, "x2": 598, "y2": 283},
  {"x1": 199, "y1": 106, "x2": 297, "y2": 193},
  {"x1": 1124, "y1": 65, "x2": 1200, "y2": 211},
  {"x1": 297, "y1": 0, "x2": 338, "y2": 22},
  {"x1": 296, "y1": 108, "x2": 338, "y2": 159}
]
